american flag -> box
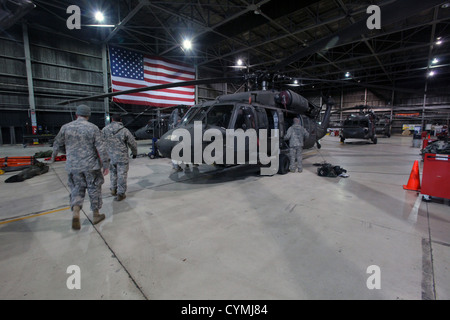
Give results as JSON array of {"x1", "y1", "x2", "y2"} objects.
[{"x1": 109, "y1": 46, "x2": 196, "y2": 107}]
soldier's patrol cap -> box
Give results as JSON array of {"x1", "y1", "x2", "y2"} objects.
[{"x1": 76, "y1": 104, "x2": 91, "y2": 117}]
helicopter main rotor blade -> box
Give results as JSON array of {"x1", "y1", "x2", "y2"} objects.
[
  {"x1": 271, "y1": 0, "x2": 445, "y2": 71},
  {"x1": 57, "y1": 77, "x2": 244, "y2": 105}
]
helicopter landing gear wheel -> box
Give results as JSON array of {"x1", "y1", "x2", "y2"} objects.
[
  {"x1": 278, "y1": 153, "x2": 290, "y2": 175},
  {"x1": 372, "y1": 137, "x2": 378, "y2": 144},
  {"x1": 316, "y1": 141, "x2": 321, "y2": 149},
  {"x1": 340, "y1": 136, "x2": 345, "y2": 143}
]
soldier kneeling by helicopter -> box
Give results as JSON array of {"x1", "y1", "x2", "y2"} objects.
[{"x1": 284, "y1": 117, "x2": 309, "y2": 173}]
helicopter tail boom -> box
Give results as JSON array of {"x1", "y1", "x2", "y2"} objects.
[{"x1": 316, "y1": 99, "x2": 334, "y2": 140}]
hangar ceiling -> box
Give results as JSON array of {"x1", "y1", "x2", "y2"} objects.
[{"x1": 15, "y1": 0, "x2": 450, "y2": 96}]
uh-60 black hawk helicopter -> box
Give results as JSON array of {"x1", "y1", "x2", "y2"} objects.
[
  {"x1": 338, "y1": 105, "x2": 392, "y2": 144},
  {"x1": 133, "y1": 105, "x2": 190, "y2": 140},
  {"x1": 339, "y1": 105, "x2": 379, "y2": 144},
  {"x1": 155, "y1": 74, "x2": 334, "y2": 175}
]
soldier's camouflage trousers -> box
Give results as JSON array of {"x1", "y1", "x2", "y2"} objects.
[
  {"x1": 289, "y1": 146, "x2": 303, "y2": 172},
  {"x1": 110, "y1": 162, "x2": 129, "y2": 195},
  {"x1": 68, "y1": 170, "x2": 104, "y2": 211}
]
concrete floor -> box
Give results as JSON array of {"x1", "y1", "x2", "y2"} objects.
[{"x1": 0, "y1": 134, "x2": 449, "y2": 300}]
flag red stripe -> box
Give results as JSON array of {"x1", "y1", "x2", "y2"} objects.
[
  {"x1": 144, "y1": 69, "x2": 194, "y2": 82},
  {"x1": 113, "y1": 97, "x2": 186, "y2": 108},
  {"x1": 144, "y1": 61, "x2": 196, "y2": 77}
]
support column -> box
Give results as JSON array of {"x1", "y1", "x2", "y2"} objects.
[
  {"x1": 319, "y1": 91, "x2": 323, "y2": 108},
  {"x1": 102, "y1": 44, "x2": 110, "y2": 126},
  {"x1": 195, "y1": 64, "x2": 199, "y2": 104},
  {"x1": 422, "y1": 81, "x2": 428, "y2": 130},
  {"x1": 390, "y1": 90, "x2": 394, "y2": 120},
  {"x1": 22, "y1": 23, "x2": 37, "y2": 140},
  {"x1": 10, "y1": 127, "x2": 16, "y2": 144},
  {"x1": 157, "y1": 109, "x2": 161, "y2": 138}
]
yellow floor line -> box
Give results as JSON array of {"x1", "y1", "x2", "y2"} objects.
[{"x1": 0, "y1": 206, "x2": 70, "y2": 226}]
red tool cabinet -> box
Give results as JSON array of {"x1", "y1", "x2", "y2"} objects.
[{"x1": 421, "y1": 153, "x2": 450, "y2": 200}]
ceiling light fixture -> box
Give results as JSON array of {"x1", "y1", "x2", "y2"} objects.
[
  {"x1": 428, "y1": 70, "x2": 435, "y2": 77},
  {"x1": 231, "y1": 59, "x2": 247, "y2": 69},
  {"x1": 432, "y1": 58, "x2": 439, "y2": 64},
  {"x1": 95, "y1": 11, "x2": 105, "y2": 22},
  {"x1": 85, "y1": 24, "x2": 115, "y2": 27},
  {"x1": 182, "y1": 39, "x2": 192, "y2": 50}
]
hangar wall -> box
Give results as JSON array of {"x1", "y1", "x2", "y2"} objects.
[{"x1": 0, "y1": 24, "x2": 105, "y2": 144}]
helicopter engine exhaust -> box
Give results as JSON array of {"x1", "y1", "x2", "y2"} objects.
[{"x1": 277, "y1": 90, "x2": 309, "y2": 114}]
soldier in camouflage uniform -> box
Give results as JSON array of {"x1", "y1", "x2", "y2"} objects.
[
  {"x1": 51, "y1": 105, "x2": 110, "y2": 230},
  {"x1": 102, "y1": 114, "x2": 138, "y2": 201},
  {"x1": 284, "y1": 117, "x2": 309, "y2": 173}
]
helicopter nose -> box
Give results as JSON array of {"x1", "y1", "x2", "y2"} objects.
[
  {"x1": 156, "y1": 133, "x2": 176, "y2": 158},
  {"x1": 156, "y1": 124, "x2": 226, "y2": 163}
]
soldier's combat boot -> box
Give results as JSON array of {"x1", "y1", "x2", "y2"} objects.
[
  {"x1": 93, "y1": 210, "x2": 105, "y2": 225},
  {"x1": 111, "y1": 189, "x2": 117, "y2": 196},
  {"x1": 72, "y1": 205, "x2": 81, "y2": 230},
  {"x1": 115, "y1": 194, "x2": 126, "y2": 201}
]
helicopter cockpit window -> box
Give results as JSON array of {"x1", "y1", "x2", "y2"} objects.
[
  {"x1": 205, "y1": 104, "x2": 234, "y2": 128},
  {"x1": 181, "y1": 106, "x2": 202, "y2": 125},
  {"x1": 234, "y1": 106, "x2": 256, "y2": 130},
  {"x1": 344, "y1": 119, "x2": 358, "y2": 126}
]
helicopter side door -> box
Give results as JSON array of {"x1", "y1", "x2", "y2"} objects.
[
  {"x1": 255, "y1": 106, "x2": 283, "y2": 157},
  {"x1": 228, "y1": 104, "x2": 258, "y2": 164}
]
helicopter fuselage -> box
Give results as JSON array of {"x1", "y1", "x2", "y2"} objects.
[{"x1": 156, "y1": 89, "x2": 332, "y2": 174}]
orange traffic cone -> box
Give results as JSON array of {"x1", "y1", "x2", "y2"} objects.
[{"x1": 403, "y1": 160, "x2": 421, "y2": 191}]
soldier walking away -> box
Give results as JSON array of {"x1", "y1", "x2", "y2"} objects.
[
  {"x1": 102, "y1": 114, "x2": 138, "y2": 201},
  {"x1": 284, "y1": 117, "x2": 309, "y2": 173},
  {"x1": 51, "y1": 105, "x2": 110, "y2": 230}
]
